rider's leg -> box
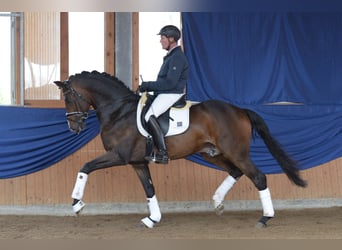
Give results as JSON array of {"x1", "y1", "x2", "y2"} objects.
[
  {"x1": 146, "y1": 115, "x2": 169, "y2": 164},
  {"x1": 144, "y1": 136, "x2": 154, "y2": 162},
  {"x1": 144, "y1": 93, "x2": 184, "y2": 164}
]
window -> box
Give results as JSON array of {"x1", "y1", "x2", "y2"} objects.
[
  {"x1": 68, "y1": 12, "x2": 104, "y2": 76},
  {"x1": 4, "y1": 12, "x2": 129, "y2": 106},
  {"x1": 0, "y1": 12, "x2": 17, "y2": 105},
  {"x1": 24, "y1": 12, "x2": 61, "y2": 100},
  {"x1": 23, "y1": 12, "x2": 105, "y2": 103},
  {"x1": 139, "y1": 12, "x2": 180, "y2": 82}
]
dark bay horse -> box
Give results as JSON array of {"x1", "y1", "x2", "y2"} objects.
[{"x1": 54, "y1": 71, "x2": 307, "y2": 228}]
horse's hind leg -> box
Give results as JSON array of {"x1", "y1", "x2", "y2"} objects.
[
  {"x1": 202, "y1": 155, "x2": 243, "y2": 215},
  {"x1": 237, "y1": 158, "x2": 275, "y2": 228},
  {"x1": 256, "y1": 186, "x2": 274, "y2": 228},
  {"x1": 133, "y1": 163, "x2": 161, "y2": 229},
  {"x1": 204, "y1": 154, "x2": 274, "y2": 227},
  {"x1": 212, "y1": 175, "x2": 237, "y2": 215},
  {"x1": 213, "y1": 170, "x2": 245, "y2": 215}
]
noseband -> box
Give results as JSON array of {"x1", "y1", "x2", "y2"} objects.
[{"x1": 66, "y1": 111, "x2": 89, "y2": 123}]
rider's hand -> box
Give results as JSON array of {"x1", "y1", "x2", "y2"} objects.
[{"x1": 138, "y1": 82, "x2": 149, "y2": 92}]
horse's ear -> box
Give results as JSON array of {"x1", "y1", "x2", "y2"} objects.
[{"x1": 54, "y1": 81, "x2": 64, "y2": 89}]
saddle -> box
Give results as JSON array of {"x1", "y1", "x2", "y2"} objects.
[{"x1": 136, "y1": 93, "x2": 192, "y2": 137}]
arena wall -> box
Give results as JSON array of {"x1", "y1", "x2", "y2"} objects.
[{"x1": 1, "y1": 135, "x2": 341, "y2": 209}]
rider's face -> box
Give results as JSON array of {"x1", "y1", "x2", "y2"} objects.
[{"x1": 160, "y1": 35, "x2": 172, "y2": 50}]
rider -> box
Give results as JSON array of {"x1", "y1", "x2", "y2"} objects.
[{"x1": 139, "y1": 25, "x2": 189, "y2": 164}]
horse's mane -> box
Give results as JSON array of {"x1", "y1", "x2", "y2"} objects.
[{"x1": 69, "y1": 70, "x2": 132, "y2": 92}]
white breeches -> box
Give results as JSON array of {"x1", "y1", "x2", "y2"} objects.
[{"x1": 144, "y1": 93, "x2": 185, "y2": 122}]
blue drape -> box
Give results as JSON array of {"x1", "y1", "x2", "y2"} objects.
[
  {"x1": 182, "y1": 12, "x2": 342, "y2": 105},
  {"x1": 182, "y1": 12, "x2": 342, "y2": 173},
  {"x1": 0, "y1": 106, "x2": 99, "y2": 178}
]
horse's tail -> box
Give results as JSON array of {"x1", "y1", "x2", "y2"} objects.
[{"x1": 244, "y1": 109, "x2": 307, "y2": 188}]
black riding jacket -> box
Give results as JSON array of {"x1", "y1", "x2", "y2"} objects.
[{"x1": 143, "y1": 46, "x2": 189, "y2": 95}]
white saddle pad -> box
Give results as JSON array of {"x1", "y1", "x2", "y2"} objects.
[{"x1": 136, "y1": 93, "x2": 191, "y2": 137}]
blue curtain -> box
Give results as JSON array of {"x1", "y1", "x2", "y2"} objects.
[
  {"x1": 0, "y1": 106, "x2": 99, "y2": 178},
  {"x1": 182, "y1": 12, "x2": 342, "y2": 173},
  {"x1": 182, "y1": 12, "x2": 342, "y2": 105}
]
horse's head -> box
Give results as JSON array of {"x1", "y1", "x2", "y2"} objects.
[{"x1": 54, "y1": 79, "x2": 91, "y2": 134}]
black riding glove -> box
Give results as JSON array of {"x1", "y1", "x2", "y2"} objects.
[{"x1": 139, "y1": 82, "x2": 151, "y2": 92}]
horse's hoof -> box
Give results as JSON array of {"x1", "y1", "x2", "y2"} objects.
[
  {"x1": 72, "y1": 200, "x2": 85, "y2": 214},
  {"x1": 214, "y1": 203, "x2": 224, "y2": 216},
  {"x1": 255, "y1": 221, "x2": 267, "y2": 228},
  {"x1": 141, "y1": 217, "x2": 155, "y2": 229},
  {"x1": 255, "y1": 216, "x2": 272, "y2": 228},
  {"x1": 137, "y1": 221, "x2": 148, "y2": 229}
]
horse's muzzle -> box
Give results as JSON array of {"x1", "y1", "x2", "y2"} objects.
[{"x1": 66, "y1": 112, "x2": 88, "y2": 134}]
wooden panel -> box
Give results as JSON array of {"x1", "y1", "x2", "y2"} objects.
[
  {"x1": 105, "y1": 12, "x2": 115, "y2": 75},
  {"x1": 24, "y1": 99, "x2": 65, "y2": 108},
  {"x1": 60, "y1": 12, "x2": 69, "y2": 81},
  {"x1": 131, "y1": 12, "x2": 139, "y2": 90},
  {"x1": 0, "y1": 134, "x2": 342, "y2": 206}
]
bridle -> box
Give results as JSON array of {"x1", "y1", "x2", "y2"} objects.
[
  {"x1": 66, "y1": 111, "x2": 89, "y2": 124},
  {"x1": 63, "y1": 80, "x2": 91, "y2": 126}
]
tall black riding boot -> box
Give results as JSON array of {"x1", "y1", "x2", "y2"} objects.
[
  {"x1": 146, "y1": 115, "x2": 169, "y2": 164},
  {"x1": 144, "y1": 136, "x2": 154, "y2": 162}
]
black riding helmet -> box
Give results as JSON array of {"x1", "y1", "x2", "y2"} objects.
[{"x1": 157, "y1": 25, "x2": 181, "y2": 42}]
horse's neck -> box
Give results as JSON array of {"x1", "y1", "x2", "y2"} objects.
[
  {"x1": 96, "y1": 95, "x2": 138, "y2": 128},
  {"x1": 82, "y1": 80, "x2": 137, "y2": 120},
  {"x1": 83, "y1": 80, "x2": 131, "y2": 108}
]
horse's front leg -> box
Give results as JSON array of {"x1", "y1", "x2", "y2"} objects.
[
  {"x1": 133, "y1": 163, "x2": 161, "y2": 229},
  {"x1": 71, "y1": 152, "x2": 126, "y2": 214}
]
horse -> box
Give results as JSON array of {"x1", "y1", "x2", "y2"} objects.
[{"x1": 54, "y1": 70, "x2": 307, "y2": 229}]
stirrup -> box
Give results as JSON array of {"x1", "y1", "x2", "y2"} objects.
[
  {"x1": 144, "y1": 153, "x2": 155, "y2": 162},
  {"x1": 154, "y1": 150, "x2": 169, "y2": 164}
]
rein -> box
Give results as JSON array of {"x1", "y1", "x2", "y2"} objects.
[
  {"x1": 66, "y1": 111, "x2": 89, "y2": 123},
  {"x1": 63, "y1": 75, "x2": 138, "y2": 125}
]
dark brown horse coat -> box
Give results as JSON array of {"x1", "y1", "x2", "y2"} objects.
[{"x1": 54, "y1": 71, "x2": 306, "y2": 228}]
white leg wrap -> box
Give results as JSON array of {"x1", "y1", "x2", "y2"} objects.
[
  {"x1": 259, "y1": 188, "x2": 275, "y2": 217},
  {"x1": 147, "y1": 195, "x2": 161, "y2": 223},
  {"x1": 141, "y1": 195, "x2": 161, "y2": 228},
  {"x1": 72, "y1": 200, "x2": 86, "y2": 213},
  {"x1": 71, "y1": 172, "x2": 88, "y2": 200},
  {"x1": 141, "y1": 217, "x2": 155, "y2": 229},
  {"x1": 212, "y1": 175, "x2": 236, "y2": 208}
]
